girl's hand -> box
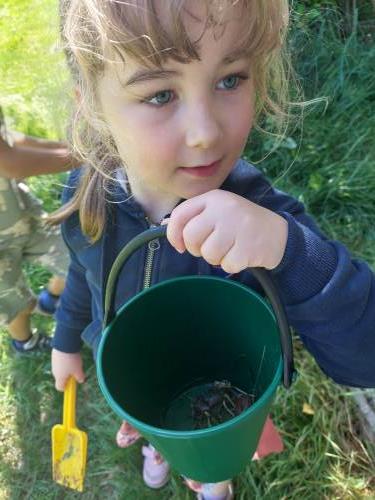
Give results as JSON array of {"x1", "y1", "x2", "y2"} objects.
[
  {"x1": 166, "y1": 190, "x2": 288, "y2": 273},
  {"x1": 51, "y1": 349, "x2": 86, "y2": 391}
]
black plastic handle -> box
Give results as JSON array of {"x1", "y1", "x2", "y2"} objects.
[{"x1": 103, "y1": 225, "x2": 295, "y2": 388}]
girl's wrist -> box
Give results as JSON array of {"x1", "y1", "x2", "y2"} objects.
[
  {"x1": 263, "y1": 213, "x2": 288, "y2": 270},
  {"x1": 270, "y1": 212, "x2": 338, "y2": 305}
]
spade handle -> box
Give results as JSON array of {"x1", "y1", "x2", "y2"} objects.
[{"x1": 63, "y1": 377, "x2": 77, "y2": 428}]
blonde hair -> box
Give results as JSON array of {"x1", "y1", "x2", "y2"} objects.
[{"x1": 52, "y1": 0, "x2": 292, "y2": 241}]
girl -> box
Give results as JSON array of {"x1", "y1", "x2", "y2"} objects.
[{"x1": 51, "y1": 1, "x2": 375, "y2": 498}]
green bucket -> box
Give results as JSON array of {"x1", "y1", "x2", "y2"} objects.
[{"x1": 97, "y1": 226, "x2": 294, "y2": 482}]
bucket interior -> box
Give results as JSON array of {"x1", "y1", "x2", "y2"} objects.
[{"x1": 100, "y1": 277, "x2": 281, "y2": 431}]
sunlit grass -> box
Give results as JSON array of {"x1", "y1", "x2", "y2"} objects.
[{"x1": 0, "y1": 0, "x2": 72, "y2": 138}]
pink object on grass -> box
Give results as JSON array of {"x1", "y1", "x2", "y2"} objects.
[{"x1": 252, "y1": 416, "x2": 284, "y2": 460}]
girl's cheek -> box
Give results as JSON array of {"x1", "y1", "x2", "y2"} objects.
[
  {"x1": 131, "y1": 107, "x2": 177, "y2": 139},
  {"x1": 130, "y1": 104, "x2": 174, "y2": 126},
  {"x1": 229, "y1": 98, "x2": 255, "y2": 143},
  {"x1": 133, "y1": 121, "x2": 178, "y2": 163}
]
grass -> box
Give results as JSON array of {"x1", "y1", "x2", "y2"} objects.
[
  {"x1": 248, "y1": 7, "x2": 375, "y2": 263},
  {"x1": 0, "y1": 1, "x2": 374, "y2": 499},
  {"x1": 0, "y1": 0, "x2": 71, "y2": 138}
]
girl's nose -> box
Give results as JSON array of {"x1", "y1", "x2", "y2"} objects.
[{"x1": 184, "y1": 101, "x2": 222, "y2": 150}]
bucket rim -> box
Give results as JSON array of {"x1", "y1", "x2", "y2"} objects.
[{"x1": 97, "y1": 275, "x2": 283, "y2": 438}]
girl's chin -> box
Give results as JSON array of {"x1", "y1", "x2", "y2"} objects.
[
  {"x1": 177, "y1": 175, "x2": 229, "y2": 199},
  {"x1": 177, "y1": 184, "x2": 221, "y2": 200}
]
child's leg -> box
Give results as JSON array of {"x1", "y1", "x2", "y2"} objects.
[
  {"x1": 7, "y1": 300, "x2": 51, "y2": 352},
  {"x1": 8, "y1": 300, "x2": 36, "y2": 341},
  {"x1": 25, "y1": 215, "x2": 69, "y2": 278},
  {"x1": 36, "y1": 275, "x2": 66, "y2": 315},
  {"x1": 47, "y1": 275, "x2": 65, "y2": 296},
  {"x1": 25, "y1": 216, "x2": 68, "y2": 314},
  {"x1": 0, "y1": 249, "x2": 51, "y2": 352},
  {"x1": 0, "y1": 244, "x2": 36, "y2": 340}
]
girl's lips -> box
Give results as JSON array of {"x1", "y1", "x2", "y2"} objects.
[{"x1": 178, "y1": 160, "x2": 221, "y2": 177}]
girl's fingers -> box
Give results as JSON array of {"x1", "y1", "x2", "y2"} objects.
[
  {"x1": 74, "y1": 368, "x2": 86, "y2": 384},
  {"x1": 55, "y1": 375, "x2": 69, "y2": 392},
  {"x1": 200, "y1": 228, "x2": 235, "y2": 266},
  {"x1": 55, "y1": 369, "x2": 84, "y2": 391},
  {"x1": 167, "y1": 197, "x2": 206, "y2": 252},
  {"x1": 219, "y1": 241, "x2": 251, "y2": 274},
  {"x1": 182, "y1": 213, "x2": 215, "y2": 257}
]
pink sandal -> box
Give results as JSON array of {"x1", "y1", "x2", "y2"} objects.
[
  {"x1": 142, "y1": 444, "x2": 170, "y2": 489},
  {"x1": 116, "y1": 420, "x2": 141, "y2": 448},
  {"x1": 184, "y1": 478, "x2": 234, "y2": 500}
]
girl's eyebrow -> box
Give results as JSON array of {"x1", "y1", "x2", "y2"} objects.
[
  {"x1": 124, "y1": 48, "x2": 250, "y2": 87},
  {"x1": 125, "y1": 69, "x2": 181, "y2": 87}
]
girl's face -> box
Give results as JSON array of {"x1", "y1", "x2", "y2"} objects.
[{"x1": 97, "y1": 1, "x2": 255, "y2": 220}]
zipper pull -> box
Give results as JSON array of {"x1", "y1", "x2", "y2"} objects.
[{"x1": 148, "y1": 240, "x2": 160, "y2": 251}]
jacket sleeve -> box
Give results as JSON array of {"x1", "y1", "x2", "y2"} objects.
[
  {"x1": 52, "y1": 250, "x2": 92, "y2": 353},
  {"x1": 247, "y1": 170, "x2": 375, "y2": 388},
  {"x1": 52, "y1": 168, "x2": 92, "y2": 353}
]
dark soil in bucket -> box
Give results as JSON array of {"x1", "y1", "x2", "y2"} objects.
[
  {"x1": 163, "y1": 380, "x2": 256, "y2": 431},
  {"x1": 191, "y1": 380, "x2": 256, "y2": 429}
]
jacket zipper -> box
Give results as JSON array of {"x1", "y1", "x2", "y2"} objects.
[{"x1": 143, "y1": 221, "x2": 160, "y2": 289}]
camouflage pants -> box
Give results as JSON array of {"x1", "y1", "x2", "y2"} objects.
[{"x1": 0, "y1": 215, "x2": 69, "y2": 325}]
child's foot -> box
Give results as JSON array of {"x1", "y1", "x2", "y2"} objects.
[
  {"x1": 142, "y1": 444, "x2": 170, "y2": 489},
  {"x1": 35, "y1": 288, "x2": 60, "y2": 315},
  {"x1": 116, "y1": 421, "x2": 141, "y2": 448},
  {"x1": 185, "y1": 478, "x2": 234, "y2": 500},
  {"x1": 11, "y1": 331, "x2": 51, "y2": 353}
]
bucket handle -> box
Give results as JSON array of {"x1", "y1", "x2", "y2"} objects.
[{"x1": 103, "y1": 225, "x2": 295, "y2": 388}]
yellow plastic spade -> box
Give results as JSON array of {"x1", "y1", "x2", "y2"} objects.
[{"x1": 52, "y1": 376, "x2": 88, "y2": 491}]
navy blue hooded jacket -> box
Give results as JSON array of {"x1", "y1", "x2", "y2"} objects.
[{"x1": 53, "y1": 159, "x2": 375, "y2": 388}]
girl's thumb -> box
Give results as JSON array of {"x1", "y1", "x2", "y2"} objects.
[
  {"x1": 55, "y1": 375, "x2": 68, "y2": 392},
  {"x1": 75, "y1": 367, "x2": 86, "y2": 384}
]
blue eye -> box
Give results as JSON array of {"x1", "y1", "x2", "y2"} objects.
[
  {"x1": 147, "y1": 90, "x2": 174, "y2": 106},
  {"x1": 217, "y1": 74, "x2": 248, "y2": 90}
]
